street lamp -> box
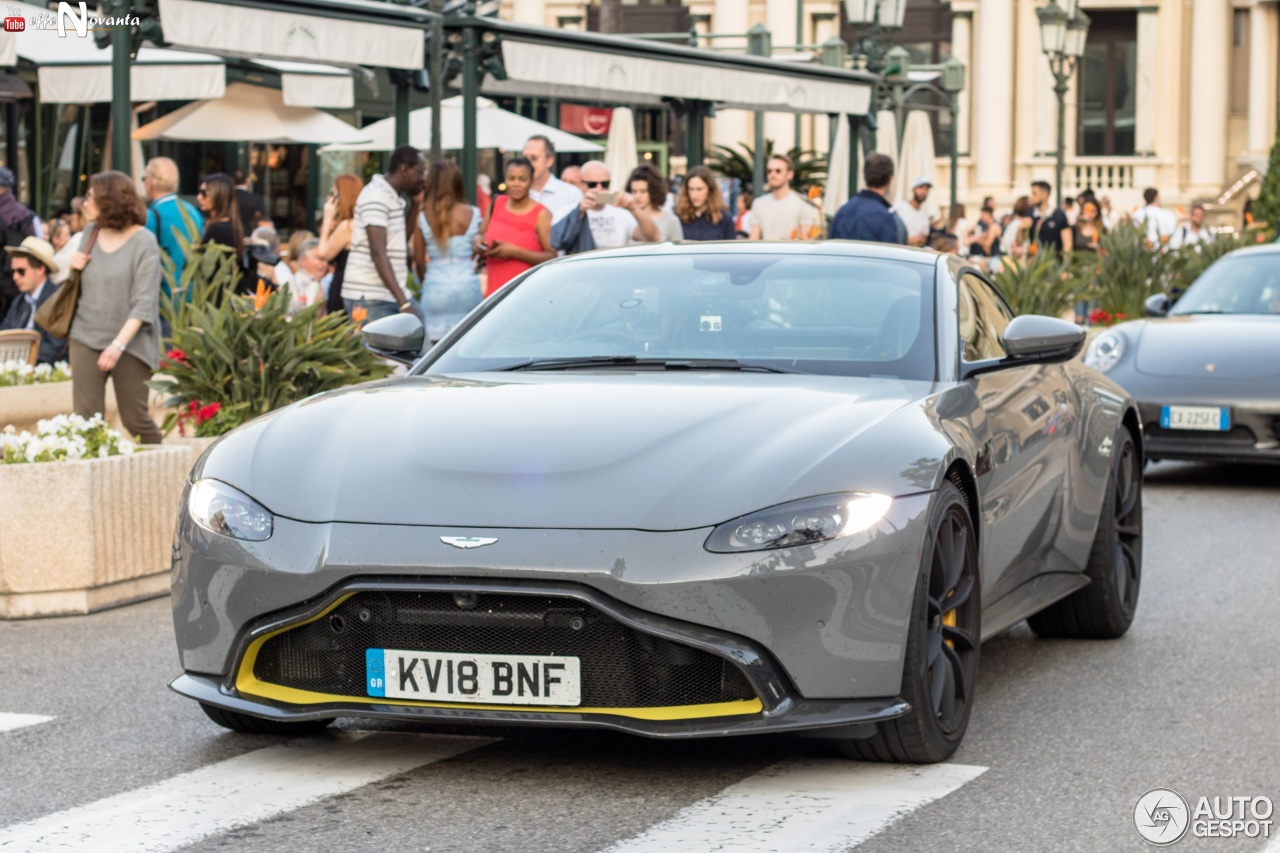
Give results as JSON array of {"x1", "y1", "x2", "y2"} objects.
[
  {"x1": 941, "y1": 55, "x2": 966, "y2": 216},
  {"x1": 844, "y1": 0, "x2": 907, "y2": 72},
  {"x1": 1038, "y1": 0, "x2": 1090, "y2": 207}
]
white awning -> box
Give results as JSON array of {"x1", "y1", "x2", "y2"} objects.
[
  {"x1": 253, "y1": 60, "x2": 354, "y2": 109},
  {"x1": 133, "y1": 82, "x2": 369, "y2": 144},
  {"x1": 158, "y1": 0, "x2": 425, "y2": 70},
  {"x1": 4, "y1": 2, "x2": 225, "y2": 103},
  {"x1": 490, "y1": 40, "x2": 872, "y2": 115},
  {"x1": 0, "y1": 31, "x2": 16, "y2": 68}
]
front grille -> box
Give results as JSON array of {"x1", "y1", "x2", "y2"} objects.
[{"x1": 252, "y1": 591, "x2": 757, "y2": 709}]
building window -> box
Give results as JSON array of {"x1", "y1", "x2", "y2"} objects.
[
  {"x1": 1077, "y1": 11, "x2": 1137, "y2": 157},
  {"x1": 1231, "y1": 8, "x2": 1249, "y2": 115}
]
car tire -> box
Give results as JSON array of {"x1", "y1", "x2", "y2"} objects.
[
  {"x1": 1027, "y1": 429, "x2": 1142, "y2": 640},
  {"x1": 836, "y1": 482, "x2": 981, "y2": 764},
  {"x1": 200, "y1": 703, "x2": 335, "y2": 736}
]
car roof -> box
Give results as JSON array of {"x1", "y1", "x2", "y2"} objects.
[{"x1": 552, "y1": 240, "x2": 943, "y2": 267}]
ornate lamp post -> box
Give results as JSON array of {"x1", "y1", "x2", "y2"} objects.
[
  {"x1": 843, "y1": 0, "x2": 908, "y2": 73},
  {"x1": 1037, "y1": 0, "x2": 1090, "y2": 207}
]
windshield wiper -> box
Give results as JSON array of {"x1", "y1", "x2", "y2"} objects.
[{"x1": 502, "y1": 356, "x2": 795, "y2": 373}]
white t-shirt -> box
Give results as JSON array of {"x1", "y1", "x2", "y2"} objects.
[
  {"x1": 286, "y1": 269, "x2": 325, "y2": 315},
  {"x1": 891, "y1": 201, "x2": 934, "y2": 241},
  {"x1": 1168, "y1": 223, "x2": 1215, "y2": 250},
  {"x1": 587, "y1": 205, "x2": 639, "y2": 249},
  {"x1": 1132, "y1": 205, "x2": 1178, "y2": 246},
  {"x1": 344, "y1": 174, "x2": 408, "y2": 303},
  {"x1": 751, "y1": 190, "x2": 818, "y2": 240}
]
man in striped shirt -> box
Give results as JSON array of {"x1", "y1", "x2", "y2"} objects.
[{"x1": 342, "y1": 145, "x2": 427, "y2": 322}]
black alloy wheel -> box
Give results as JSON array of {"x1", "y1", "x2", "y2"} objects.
[
  {"x1": 1028, "y1": 429, "x2": 1142, "y2": 639},
  {"x1": 838, "y1": 481, "x2": 980, "y2": 764}
]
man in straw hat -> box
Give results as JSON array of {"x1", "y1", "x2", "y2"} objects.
[{"x1": 1, "y1": 236, "x2": 66, "y2": 364}]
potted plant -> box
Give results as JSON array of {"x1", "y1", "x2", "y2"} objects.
[{"x1": 0, "y1": 414, "x2": 190, "y2": 618}]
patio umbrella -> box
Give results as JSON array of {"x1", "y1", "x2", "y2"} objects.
[
  {"x1": 604, "y1": 106, "x2": 638, "y2": 193},
  {"x1": 318, "y1": 96, "x2": 602, "y2": 153},
  {"x1": 872, "y1": 110, "x2": 898, "y2": 190},
  {"x1": 133, "y1": 82, "x2": 369, "y2": 144},
  {"x1": 823, "y1": 115, "x2": 850, "y2": 220},
  {"x1": 894, "y1": 110, "x2": 937, "y2": 204}
]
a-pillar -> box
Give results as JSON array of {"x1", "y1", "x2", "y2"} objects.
[
  {"x1": 1188, "y1": 0, "x2": 1230, "y2": 195},
  {"x1": 1248, "y1": 0, "x2": 1279, "y2": 161},
  {"x1": 973, "y1": 0, "x2": 1014, "y2": 198}
]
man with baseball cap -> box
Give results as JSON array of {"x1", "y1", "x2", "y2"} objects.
[
  {"x1": 0, "y1": 236, "x2": 66, "y2": 364},
  {"x1": 0, "y1": 166, "x2": 38, "y2": 319},
  {"x1": 891, "y1": 177, "x2": 936, "y2": 247}
]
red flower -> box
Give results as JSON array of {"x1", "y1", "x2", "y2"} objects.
[
  {"x1": 197, "y1": 403, "x2": 221, "y2": 423},
  {"x1": 1088, "y1": 308, "x2": 1112, "y2": 325},
  {"x1": 188, "y1": 399, "x2": 201, "y2": 414},
  {"x1": 166, "y1": 349, "x2": 188, "y2": 363}
]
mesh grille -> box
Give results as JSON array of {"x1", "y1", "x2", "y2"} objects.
[{"x1": 252, "y1": 591, "x2": 757, "y2": 709}]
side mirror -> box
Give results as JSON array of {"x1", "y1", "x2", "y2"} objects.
[
  {"x1": 1001, "y1": 314, "x2": 1086, "y2": 362},
  {"x1": 1144, "y1": 293, "x2": 1171, "y2": 317},
  {"x1": 361, "y1": 313, "x2": 425, "y2": 365}
]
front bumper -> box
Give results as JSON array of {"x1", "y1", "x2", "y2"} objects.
[
  {"x1": 171, "y1": 578, "x2": 910, "y2": 739},
  {"x1": 1136, "y1": 400, "x2": 1280, "y2": 463},
  {"x1": 173, "y1": 492, "x2": 933, "y2": 703}
]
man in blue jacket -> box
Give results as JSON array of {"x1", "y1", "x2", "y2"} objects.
[
  {"x1": 143, "y1": 157, "x2": 204, "y2": 297},
  {"x1": 830, "y1": 153, "x2": 906, "y2": 244}
]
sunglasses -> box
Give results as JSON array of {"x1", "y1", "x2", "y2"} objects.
[
  {"x1": 11, "y1": 266, "x2": 30, "y2": 276},
  {"x1": 584, "y1": 181, "x2": 608, "y2": 189},
  {"x1": 766, "y1": 168, "x2": 786, "y2": 175},
  {"x1": 197, "y1": 188, "x2": 208, "y2": 196}
]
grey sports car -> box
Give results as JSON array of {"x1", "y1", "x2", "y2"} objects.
[
  {"x1": 171, "y1": 242, "x2": 1143, "y2": 763},
  {"x1": 1084, "y1": 243, "x2": 1280, "y2": 464}
]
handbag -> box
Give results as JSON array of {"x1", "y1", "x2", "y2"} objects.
[{"x1": 35, "y1": 226, "x2": 98, "y2": 339}]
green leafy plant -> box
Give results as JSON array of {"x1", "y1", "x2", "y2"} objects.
[
  {"x1": 1164, "y1": 229, "x2": 1257, "y2": 297},
  {"x1": 152, "y1": 242, "x2": 392, "y2": 435},
  {"x1": 1090, "y1": 221, "x2": 1182, "y2": 320},
  {"x1": 990, "y1": 250, "x2": 1077, "y2": 319},
  {"x1": 1253, "y1": 114, "x2": 1280, "y2": 232},
  {"x1": 706, "y1": 141, "x2": 828, "y2": 194}
]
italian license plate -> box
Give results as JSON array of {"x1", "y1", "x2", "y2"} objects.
[
  {"x1": 366, "y1": 648, "x2": 581, "y2": 706},
  {"x1": 1160, "y1": 405, "x2": 1230, "y2": 431}
]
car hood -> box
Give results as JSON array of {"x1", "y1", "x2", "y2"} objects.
[
  {"x1": 1134, "y1": 315, "x2": 1280, "y2": 378},
  {"x1": 198, "y1": 373, "x2": 944, "y2": 530}
]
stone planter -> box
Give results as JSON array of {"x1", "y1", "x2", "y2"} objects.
[
  {"x1": 0, "y1": 445, "x2": 191, "y2": 619},
  {"x1": 2, "y1": 380, "x2": 173, "y2": 435},
  {"x1": 165, "y1": 435, "x2": 218, "y2": 472}
]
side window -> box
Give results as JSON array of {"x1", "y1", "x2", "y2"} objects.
[{"x1": 958, "y1": 273, "x2": 1012, "y2": 361}]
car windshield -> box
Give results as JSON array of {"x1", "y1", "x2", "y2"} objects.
[
  {"x1": 421, "y1": 253, "x2": 937, "y2": 380},
  {"x1": 1171, "y1": 253, "x2": 1280, "y2": 315}
]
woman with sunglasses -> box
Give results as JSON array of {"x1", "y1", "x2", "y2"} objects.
[
  {"x1": 197, "y1": 172, "x2": 251, "y2": 294},
  {"x1": 66, "y1": 171, "x2": 164, "y2": 444},
  {"x1": 475, "y1": 157, "x2": 555, "y2": 297}
]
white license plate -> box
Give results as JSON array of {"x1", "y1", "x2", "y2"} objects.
[
  {"x1": 1160, "y1": 405, "x2": 1230, "y2": 431},
  {"x1": 366, "y1": 648, "x2": 581, "y2": 706}
]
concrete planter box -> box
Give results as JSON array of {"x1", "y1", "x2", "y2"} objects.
[
  {"x1": 0, "y1": 445, "x2": 191, "y2": 619},
  {"x1": 2, "y1": 380, "x2": 174, "y2": 435}
]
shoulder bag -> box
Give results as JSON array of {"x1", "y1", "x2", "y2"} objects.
[{"x1": 35, "y1": 225, "x2": 98, "y2": 339}]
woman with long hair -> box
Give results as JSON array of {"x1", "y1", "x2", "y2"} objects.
[
  {"x1": 626, "y1": 164, "x2": 683, "y2": 242},
  {"x1": 197, "y1": 172, "x2": 251, "y2": 293},
  {"x1": 416, "y1": 160, "x2": 482, "y2": 343},
  {"x1": 675, "y1": 165, "x2": 735, "y2": 241},
  {"x1": 67, "y1": 171, "x2": 163, "y2": 444},
  {"x1": 475, "y1": 157, "x2": 555, "y2": 297},
  {"x1": 319, "y1": 172, "x2": 361, "y2": 315}
]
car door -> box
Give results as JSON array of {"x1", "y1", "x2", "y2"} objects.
[{"x1": 958, "y1": 272, "x2": 1074, "y2": 604}]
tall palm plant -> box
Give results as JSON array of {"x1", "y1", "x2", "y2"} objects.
[{"x1": 706, "y1": 141, "x2": 828, "y2": 194}]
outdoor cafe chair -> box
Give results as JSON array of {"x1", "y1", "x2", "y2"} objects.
[{"x1": 0, "y1": 329, "x2": 41, "y2": 366}]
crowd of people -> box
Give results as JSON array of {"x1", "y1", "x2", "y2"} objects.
[{"x1": 0, "y1": 132, "x2": 1233, "y2": 448}]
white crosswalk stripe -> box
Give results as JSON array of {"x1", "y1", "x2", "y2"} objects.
[
  {"x1": 0, "y1": 732, "x2": 491, "y2": 853},
  {"x1": 0, "y1": 713, "x2": 54, "y2": 733},
  {"x1": 598, "y1": 759, "x2": 988, "y2": 853}
]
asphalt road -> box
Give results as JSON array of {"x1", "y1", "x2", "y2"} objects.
[{"x1": 1, "y1": 460, "x2": 1277, "y2": 853}]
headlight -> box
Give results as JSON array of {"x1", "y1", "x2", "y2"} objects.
[
  {"x1": 1084, "y1": 331, "x2": 1124, "y2": 373},
  {"x1": 188, "y1": 478, "x2": 274, "y2": 541},
  {"x1": 705, "y1": 493, "x2": 893, "y2": 553}
]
